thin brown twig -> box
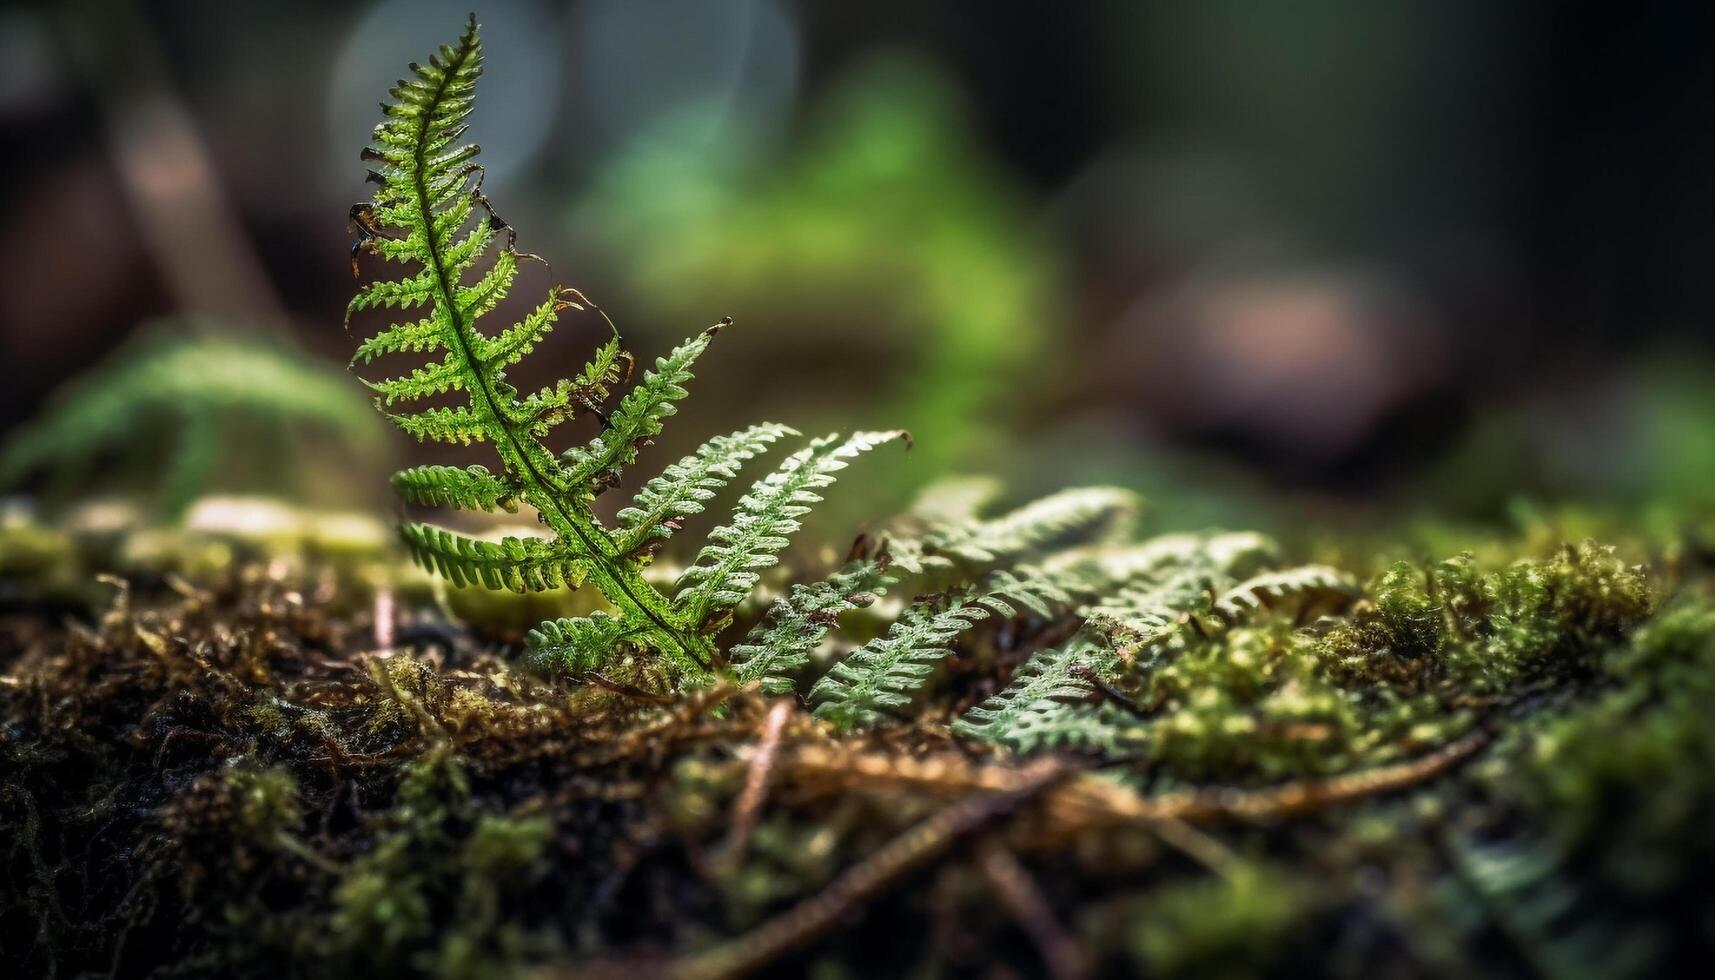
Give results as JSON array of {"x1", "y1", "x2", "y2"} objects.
[
  {"x1": 669, "y1": 758, "x2": 1068, "y2": 980},
  {"x1": 978, "y1": 839, "x2": 1091, "y2": 980},
  {"x1": 586, "y1": 672, "x2": 675, "y2": 704},
  {"x1": 1146, "y1": 814, "x2": 1239, "y2": 875},
  {"x1": 714, "y1": 699, "x2": 793, "y2": 867},
  {"x1": 772, "y1": 726, "x2": 1493, "y2": 838}
]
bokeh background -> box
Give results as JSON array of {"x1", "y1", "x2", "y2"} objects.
[{"x1": 3, "y1": 0, "x2": 1712, "y2": 537}]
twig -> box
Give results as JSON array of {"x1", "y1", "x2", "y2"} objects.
[
  {"x1": 1146, "y1": 814, "x2": 1239, "y2": 875},
  {"x1": 772, "y1": 726, "x2": 1493, "y2": 838},
  {"x1": 1070, "y1": 664, "x2": 1148, "y2": 718},
  {"x1": 978, "y1": 840, "x2": 1090, "y2": 980},
  {"x1": 586, "y1": 672, "x2": 675, "y2": 704},
  {"x1": 671, "y1": 758, "x2": 1067, "y2": 980},
  {"x1": 714, "y1": 699, "x2": 793, "y2": 867}
]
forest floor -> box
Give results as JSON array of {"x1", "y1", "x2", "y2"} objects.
[{"x1": 3, "y1": 529, "x2": 1714, "y2": 979}]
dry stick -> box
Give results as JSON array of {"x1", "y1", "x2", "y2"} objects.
[
  {"x1": 715, "y1": 699, "x2": 793, "y2": 867},
  {"x1": 774, "y1": 726, "x2": 1493, "y2": 835},
  {"x1": 672, "y1": 758, "x2": 1068, "y2": 980},
  {"x1": 1137, "y1": 726, "x2": 1493, "y2": 825},
  {"x1": 1146, "y1": 813, "x2": 1239, "y2": 875},
  {"x1": 978, "y1": 839, "x2": 1091, "y2": 980}
]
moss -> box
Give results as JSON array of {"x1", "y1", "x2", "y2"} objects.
[
  {"x1": 1119, "y1": 863, "x2": 1319, "y2": 979},
  {"x1": 0, "y1": 525, "x2": 1709, "y2": 977}
]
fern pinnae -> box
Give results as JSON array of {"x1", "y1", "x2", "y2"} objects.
[
  {"x1": 1211, "y1": 564, "x2": 1359, "y2": 624},
  {"x1": 351, "y1": 317, "x2": 442, "y2": 365},
  {"x1": 390, "y1": 464, "x2": 516, "y2": 512},
  {"x1": 673, "y1": 430, "x2": 907, "y2": 630},
  {"x1": 560, "y1": 327, "x2": 720, "y2": 499},
  {"x1": 950, "y1": 637, "x2": 1120, "y2": 749},
  {"x1": 398, "y1": 523, "x2": 584, "y2": 593},
  {"x1": 955, "y1": 536, "x2": 1280, "y2": 751},
  {"x1": 389, "y1": 404, "x2": 488, "y2": 445},
  {"x1": 810, "y1": 569, "x2": 1070, "y2": 730},
  {"x1": 916, "y1": 485, "x2": 1140, "y2": 571},
  {"x1": 612, "y1": 422, "x2": 797, "y2": 557},
  {"x1": 477, "y1": 286, "x2": 575, "y2": 369},
  {"x1": 525, "y1": 612, "x2": 639, "y2": 675},
  {"x1": 730, "y1": 557, "x2": 894, "y2": 694}
]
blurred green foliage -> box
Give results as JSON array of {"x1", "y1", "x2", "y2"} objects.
[
  {"x1": 0, "y1": 322, "x2": 389, "y2": 517},
  {"x1": 581, "y1": 53, "x2": 1062, "y2": 503}
]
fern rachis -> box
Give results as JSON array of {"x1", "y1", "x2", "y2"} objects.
[{"x1": 347, "y1": 17, "x2": 900, "y2": 677}]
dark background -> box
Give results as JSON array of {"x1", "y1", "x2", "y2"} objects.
[{"x1": 2, "y1": 0, "x2": 1711, "y2": 517}]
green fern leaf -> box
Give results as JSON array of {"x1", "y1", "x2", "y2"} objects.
[
  {"x1": 560, "y1": 327, "x2": 719, "y2": 498},
  {"x1": 950, "y1": 636, "x2": 1122, "y2": 750},
  {"x1": 525, "y1": 612, "x2": 639, "y2": 674},
  {"x1": 729, "y1": 558, "x2": 893, "y2": 695},
  {"x1": 364, "y1": 354, "x2": 466, "y2": 405},
  {"x1": 399, "y1": 523, "x2": 585, "y2": 593},
  {"x1": 1083, "y1": 566, "x2": 1219, "y2": 654},
  {"x1": 388, "y1": 406, "x2": 488, "y2": 445},
  {"x1": 611, "y1": 422, "x2": 795, "y2": 557},
  {"x1": 390, "y1": 464, "x2": 516, "y2": 512},
  {"x1": 350, "y1": 318, "x2": 443, "y2": 365},
  {"x1": 477, "y1": 288, "x2": 570, "y2": 369},
  {"x1": 955, "y1": 532, "x2": 1283, "y2": 751},
  {"x1": 900, "y1": 485, "x2": 1140, "y2": 574},
  {"x1": 1041, "y1": 530, "x2": 1279, "y2": 600},
  {"x1": 1212, "y1": 564, "x2": 1359, "y2": 624},
  {"x1": 345, "y1": 272, "x2": 437, "y2": 323},
  {"x1": 810, "y1": 570, "x2": 1070, "y2": 730},
  {"x1": 673, "y1": 431, "x2": 905, "y2": 630}
]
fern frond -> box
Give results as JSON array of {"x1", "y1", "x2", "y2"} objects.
[
  {"x1": 389, "y1": 406, "x2": 488, "y2": 444},
  {"x1": 950, "y1": 637, "x2": 1122, "y2": 750},
  {"x1": 525, "y1": 612, "x2": 639, "y2": 674},
  {"x1": 390, "y1": 464, "x2": 516, "y2": 512},
  {"x1": 673, "y1": 431, "x2": 905, "y2": 630},
  {"x1": 1212, "y1": 564, "x2": 1359, "y2": 624},
  {"x1": 560, "y1": 327, "x2": 719, "y2": 497},
  {"x1": 350, "y1": 318, "x2": 443, "y2": 365},
  {"x1": 729, "y1": 558, "x2": 893, "y2": 695},
  {"x1": 810, "y1": 570, "x2": 1070, "y2": 729},
  {"x1": 611, "y1": 423, "x2": 795, "y2": 557},
  {"x1": 1005, "y1": 703, "x2": 1145, "y2": 754},
  {"x1": 955, "y1": 536, "x2": 1276, "y2": 751},
  {"x1": 905, "y1": 486, "x2": 1140, "y2": 573},
  {"x1": 1042, "y1": 530, "x2": 1280, "y2": 599},
  {"x1": 348, "y1": 18, "x2": 897, "y2": 676},
  {"x1": 399, "y1": 523, "x2": 585, "y2": 593},
  {"x1": 1084, "y1": 566, "x2": 1219, "y2": 654},
  {"x1": 364, "y1": 353, "x2": 466, "y2": 405}
]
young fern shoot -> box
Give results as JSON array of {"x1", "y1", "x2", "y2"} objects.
[{"x1": 347, "y1": 16, "x2": 901, "y2": 678}]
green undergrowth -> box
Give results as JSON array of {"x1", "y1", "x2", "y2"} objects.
[
  {"x1": 0, "y1": 323, "x2": 389, "y2": 518},
  {"x1": 2, "y1": 512, "x2": 1710, "y2": 978}
]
